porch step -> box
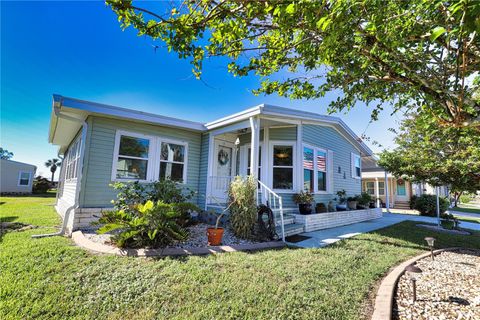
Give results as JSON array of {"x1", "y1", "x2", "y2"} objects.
[
  {"x1": 394, "y1": 202, "x2": 411, "y2": 209},
  {"x1": 276, "y1": 223, "x2": 305, "y2": 238}
]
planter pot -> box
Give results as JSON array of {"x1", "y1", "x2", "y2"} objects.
[
  {"x1": 347, "y1": 201, "x2": 358, "y2": 210},
  {"x1": 315, "y1": 203, "x2": 327, "y2": 213},
  {"x1": 298, "y1": 203, "x2": 313, "y2": 215},
  {"x1": 336, "y1": 204, "x2": 347, "y2": 211},
  {"x1": 207, "y1": 227, "x2": 224, "y2": 246}
]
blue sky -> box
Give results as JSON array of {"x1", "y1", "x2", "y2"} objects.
[{"x1": 1, "y1": 1, "x2": 401, "y2": 177}]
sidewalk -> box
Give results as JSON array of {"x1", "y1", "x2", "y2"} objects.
[{"x1": 290, "y1": 212, "x2": 480, "y2": 248}]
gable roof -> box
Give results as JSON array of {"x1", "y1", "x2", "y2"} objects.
[{"x1": 49, "y1": 95, "x2": 372, "y2": 156}]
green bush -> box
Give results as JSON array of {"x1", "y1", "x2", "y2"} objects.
[
  {"x1": 409, "y1": 195, "x2": 417, "y2": 209},
  {"x1": 228, "y1": 176, "x2": 257, "y2": 239},
  {"x1": 357, "y1": 192, "x2": 372, "y2": 207},
  {"x1": 32, "y1": 176, "x2": 51, "y2": 194},
  {"x1": 459, "y1": 193, "x2": 472, "y2": 204},
  {"x1": 413, "y1": 194, "x2": 449, "y2": 216},
  {"x1": 150, "y1": 179, "x2": 195, "y2": 203},
  {"x1": 292, "y1": 191, "x2": 314, "y2": 204},
  {"x1": 97, "y1": 200, "x2": 188, "y2": 248}
]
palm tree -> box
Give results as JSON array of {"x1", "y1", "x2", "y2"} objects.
[{"x1": 45, "y1": 158, "x2": 62, "y2": 182}]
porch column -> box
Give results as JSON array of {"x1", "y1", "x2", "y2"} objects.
[
  {"x1": 249, "y1": 116, "x2": 260, "y2": 180},
  {"x1": 384, "y1": 171, "x2": 390, "y2": 212},
  {"x1": 375, "y1": 177, "x2": 380, "y2": 208}
]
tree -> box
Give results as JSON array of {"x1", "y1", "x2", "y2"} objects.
[
  {"x1": 45, "y1": 158, "x2": 62, "y2": 182},
  {"x1": 106, "y1": 0, "x2": 480, "y2": 129},
  {"x1": 378, "y1": 112, "x2": 480, "y2": 206},
  {"x1": 0, "y1": 147, "x2": 13, "y2": 160}
]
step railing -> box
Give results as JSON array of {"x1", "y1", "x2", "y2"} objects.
[{"x1": 258, "y1": 180, "x2": 285, "y2": 242}]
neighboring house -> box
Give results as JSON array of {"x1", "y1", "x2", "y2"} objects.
[
  {"x1": 0, "y1": 159, "x2": 36, "y2": 194},
  {"x1": 361, "y1": 156, "x2": 449, "y2": 209},
  {"x1": 49, "y1": 95, "x2": 374, "y2": 234}
]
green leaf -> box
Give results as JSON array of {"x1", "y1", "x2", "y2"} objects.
[
  {"x1": 285, "y1": 3, "x2": 295, "y2": 14},
  {"x1": 430, "y1": 26, "x2": 446, "y2": 41}
]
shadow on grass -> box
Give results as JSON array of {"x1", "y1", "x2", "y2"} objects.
[{"x1": 0, "y1": 216, "x2": 19, "y2": 223}]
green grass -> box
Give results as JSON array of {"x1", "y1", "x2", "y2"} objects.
[
  {"x1": 1, "y1": 196, "x2": 479, "y2": 320},
  {"x1": 451, "y1": 204, "x2": 480, "y2": 215}
]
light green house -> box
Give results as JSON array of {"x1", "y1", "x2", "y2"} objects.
[{"x1": 49, "y1": 95, "x2": 375, "y2": 237}]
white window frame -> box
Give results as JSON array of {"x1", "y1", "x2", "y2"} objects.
[
  {"x1": 365, "y1": 181, "x2": 375, "y2": 195},
  {"x1": 269, "y1": 140, "x2": 297, "y2": 193},
  {"x1": 351, "y1": 153, "x2": 361, "y2": 179},
  {"x1": 302, "y1": 143, "x2": 329, "y2": 194},
  {"x1": 378, "y1": 181, "x2": 385, "y2": 195},
  {"x1": 111, "y1": 130, "x2": 188, "y2": 184},
  {"x1": 17, "y1": 171, "x2": 32, "y2": 187},
  {"x1": 65, "y1": 137, "x2": 81, "y2": 182},
  {"x1": 239, "y1": 142, "x2": 263, "y2": 179},
  {"x1": 155, "y1": 138, "x2": 189, "y2": 184}
]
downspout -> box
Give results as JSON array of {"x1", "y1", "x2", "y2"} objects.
[{"x1": 32, "y1": 105, "x2": 88, "y2": 238}]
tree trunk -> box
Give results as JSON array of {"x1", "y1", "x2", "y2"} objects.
[
  {"x1": 454, "y1": 191, "x2": 463, "y2": 207},
  {"x1": 51, "y1": 168, "x2": 55, "y2": 183}
]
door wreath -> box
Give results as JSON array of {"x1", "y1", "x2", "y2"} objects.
[{"x1": 217, "y1": 149, "x2": 230, "y2": 166}]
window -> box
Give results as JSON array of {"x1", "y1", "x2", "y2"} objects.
[
  {"x1": 65, "y1": 137, "x2": 81, "y2": 181},
  {"x1": 317, "y1": 150, "x2": 327, "y2": 192},
  {"x1": 378, "y1": 181, "x2": 385, "y2": 195},
  {"x1": 112, "y1": 131, "x2": 188, "y2": 183},
  {"x1": 116, "y1": 135, "x2": 150, "y2": 180},
  {"x1": 365, "y1": 181, "x2": 375, "y2": 195},
  {"x1": 159, "y1": 142, "x2": 186, "y2": 182},
  {"x1": 272, "y1": 145, "x2": 294, "y2": 190},
  {"x1": 303, "y1": 145, "x2": 329, "y2": 193},
  {"x1": 303, "y1": 147, "x2": 314, "y2": 192},
  {"x1": 18, "y1": 171, "x2": 31, "y2": 186},
  {"x1": 247, "y1": 146, "x2": 262, "y2": 178},
  {"x1": 352, "y1": 153, "x2": 361, "y2": 178}
]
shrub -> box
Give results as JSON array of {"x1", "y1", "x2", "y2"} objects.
[
  {"x1": 228, "y1": 176, "x2": 257, "y2": 239},
  {"x1": 97, "y1": 200, "x2": 188, "y2": 248},
  {"x1": 32, "y1": 176, "x2": 50, "y2": 194},
  {"x1": 412, "y1": 194, "x2": 449, "y2": 216},
  {"x1": 110, "y1": 180, "x2": 195, "y2": 212},
  {"x1": 357, "y1": 192, "x2": 372, "y2": 207},
  {"x1": 335, "y1": 189, "x2": 347, "y2": 204},
  {"x1": 409, "y1": 195, "x2": 417, "y2": 209},
  {"x1": 292, "y1": 191, "x2": 314, "y2": 204},
  {"x1": 459, "y1": 193, "x2": 472, "y2": 204},
  {"x1": 150, "y1": 179, "x2": 195, "y2": 203}
]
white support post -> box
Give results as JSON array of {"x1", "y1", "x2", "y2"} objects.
[
  {"x1": 375, "y1": 177, "x2": 380, "y2": 208},
  {"x1": 384, "y1": 171, "x2": 390, "y2": 212},
  {"x1": 296, "y1": 122, "x2": 303, "y2": 192},
  {"x1": 249, "y1": 116, "x2": 260, "y2": 180}
]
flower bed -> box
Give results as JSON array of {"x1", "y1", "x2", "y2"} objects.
[
  {"x1": 393, "y1": 249, "x2": 480, "y2": 320},
  {"x1": 81, "y1": 223, "x2": 260, "y2": 249},
  {"x1": 294, "y1": 207, "x2": 382, "y2": 232}
]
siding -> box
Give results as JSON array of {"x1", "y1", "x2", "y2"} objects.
[
  {"x1": 0, "y1": 159, "x2": 36, "y2": 194},
  {"x1": 79, "y1": 116, "x2": 203, "y2": 208},
  {"x1": 58, "y1": 130, "x2": 82, "y2": 209},
  {"x1": 197, "y1": 133, "x2": 209, "y2": 208},
  {"x1": 302, "y1": 124, "x2": 362, "y2": 205}
]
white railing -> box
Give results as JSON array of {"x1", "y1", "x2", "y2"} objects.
[{"x1": 258, "y1": 180, "x2": 285, "y2": 242}]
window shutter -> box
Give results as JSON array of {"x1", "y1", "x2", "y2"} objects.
[{"x1": 327, "y1": 150, "x2": 334, "y2": 193}]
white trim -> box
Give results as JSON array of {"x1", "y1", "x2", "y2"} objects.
[
  {"x1": 302, "y1": 143, "x2": 331, "y2": 194},
  {"x1": 296, "y1": 123, "x2": 303, "y2": 192},
  {"x1": 17, "y1": 171, "x2": 32, "y2": 187},
  {"x1": 351, "y1": 152, "x2": 361, "y2": 179},
  {"x1": 268, "y1": 140, "x2": 297, "y2": 193},
  {"x1": 239, "y1": 142, "x2": 264, "y2": 177},
  {"x1": 111, "y1": 129, "x2": 188, "y2": 184}
]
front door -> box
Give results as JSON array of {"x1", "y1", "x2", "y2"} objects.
[
  {"x1": 395, "y1": 179, "x2": 409, "y2": 202},
  {"x1": 211, "y1": 140, "x2": 235, "y2": 202}
]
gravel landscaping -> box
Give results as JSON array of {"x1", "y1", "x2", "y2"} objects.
[
  {"x1": 81, "y1": 223, "x2": 260, "y2": 248},
  {"x1": 393, "y1": 249, "x2": 480, "y2": 320}
]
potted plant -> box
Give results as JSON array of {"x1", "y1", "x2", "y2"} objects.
[
  {"x1": 357, "y1": 192, "x2": 372, "y2": 209},
  {"x1": 207, "y1": 210, "x2": 226, "y2": 246},
  {"x1": 347, "y1": 196, "x2": 358, "y2": 210},
  {"x1": 335, "y1": 189, "x2": 347, "y2": 211},
  {"x1": 315, "y1": 202, "x2": 327, "y2": 213},
  {"x1": 293, "y1": 191, "x2": 314, "y2": 214}
]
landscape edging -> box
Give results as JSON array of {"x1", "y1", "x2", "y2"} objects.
[
  {"x1": 71, "y1": 230, "x2": 285, "y2": 257},
  {"x1": 370, "y1": 247, "x2": 461, "y2": 320}
]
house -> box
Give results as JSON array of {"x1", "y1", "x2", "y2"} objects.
[
  {"x1": 49, "y1": 95, "x2": 377, "y2": 236},
  {"x1": 0, "y1": 159, "x2": 36, "y2": 194},
  {"x1": 361, "y1": 156, "x2": 449, "y2": 210}
]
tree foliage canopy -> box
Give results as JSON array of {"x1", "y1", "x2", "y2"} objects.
[
  {"x1": 107, "y1": 0, "x2": 480, "y2": 128},
  {"x1": 0, "y1": 147, "x2": 13, "y2": 160},
  {"x1": 378, "y1": 112, "x2": 480, "y2": 193}
]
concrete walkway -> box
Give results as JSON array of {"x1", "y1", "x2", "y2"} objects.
[
  {"x1": 290, "y1": 212, "x2": 480, "y2": 248},
  {"x1": 448, "y1": 210, "x2": 480, "y2": 219}
]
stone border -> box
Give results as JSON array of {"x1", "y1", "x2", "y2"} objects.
[
  {"x1": 371, "y1": 247, "x2": 461, "y2": 320},
  {"x1": 71, "y1": 231, "x2": 286, "y2": 257}
]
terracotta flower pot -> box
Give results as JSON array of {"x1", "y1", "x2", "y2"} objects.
[{"x1": 207, "y1": 227, "x2": 224, "y2": 246}]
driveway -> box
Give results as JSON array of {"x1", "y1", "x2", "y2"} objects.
[{"x1": 291, "y1": 212, "x2": 480, "y2": 248}]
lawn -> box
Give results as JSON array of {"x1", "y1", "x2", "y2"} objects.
[
  {"x1": 1, "y1": 196, "x2": 480, "y2": 320},
  {"x1": 451, "y1": 203, "x2": 480, "y2": 215}
]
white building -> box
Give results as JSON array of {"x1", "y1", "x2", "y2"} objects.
[{"x1": 0, "y1": 159, "x2": 37, "y2": 194}]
